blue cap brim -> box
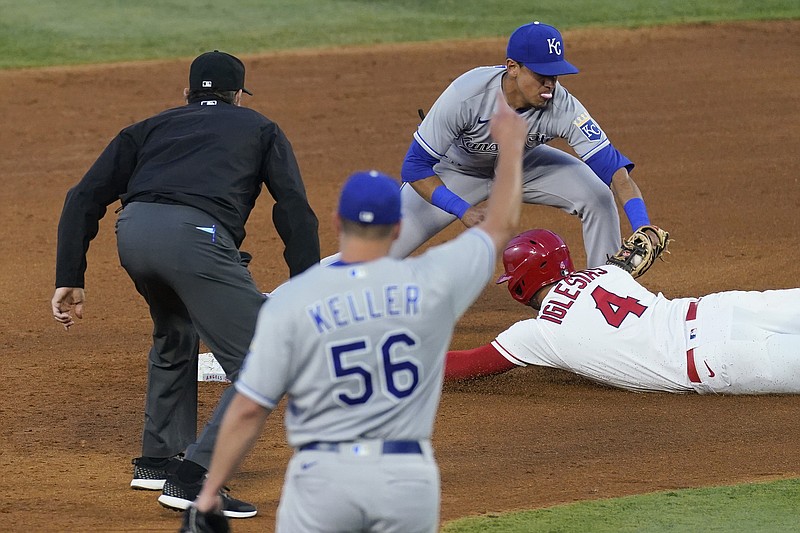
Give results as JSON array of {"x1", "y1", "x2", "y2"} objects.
[{"x1": 522, "y1": 60, "x2": 579, "y2": 77}]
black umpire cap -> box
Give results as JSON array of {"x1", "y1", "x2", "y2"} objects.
[{"x1": 189, "y1": 50, "x2": 253, "y2": 95}]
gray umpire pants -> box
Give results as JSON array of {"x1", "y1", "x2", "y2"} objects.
[{"x1": 116, "y1": 201, "x2": 267, "y2": 468}]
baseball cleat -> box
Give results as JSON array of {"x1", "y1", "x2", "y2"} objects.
[
  {"x1": 130, "y1": 455, "x2": 183, "y2": 490},
  {"x1": 158, "y1": 475, "x2": 257, "y2": 519}
]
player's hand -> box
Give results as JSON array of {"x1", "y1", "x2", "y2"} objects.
[
  {"x1": 193, "y1": 490, "x2": 224, "y2": 515},
  {"x1": 180, "y1": 505, "x2": 229, "y2": 533},
  {"x1": 643, "y1": 225, "x2": 666, "y2": 248},
  {"x1": 461, "y1": 205, "x2": 486, "y2": 227},
  {"x1": 51, "y1": 287, "x2": 85, "y2": 330}
]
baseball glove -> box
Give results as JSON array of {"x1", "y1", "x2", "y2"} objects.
[
  {"x1": 180, "y1": 506, "x2": 230, "y2": 533},
  {"x1": 606, "y1": 225, "x2": 671, "y2": 278}
]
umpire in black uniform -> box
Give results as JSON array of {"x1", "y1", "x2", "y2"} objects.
[{"x1": 51, "y1": 51, "x2": 320, "y2": 518}]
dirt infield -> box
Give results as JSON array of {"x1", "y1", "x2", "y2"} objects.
[{"x1": 1, "y1": 20, "x2": 798, "y2": 532}]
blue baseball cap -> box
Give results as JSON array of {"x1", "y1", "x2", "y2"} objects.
[
  {"x1": 338, "y1": 170, "x2": 402, "y2": 225},
  {"x1": 506, "y1": 21, "x2": 579, "y2": 76}
]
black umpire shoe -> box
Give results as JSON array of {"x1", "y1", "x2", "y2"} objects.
[
  {"x1": 158, "y1": 473, "x2": 257, "y2": 519},
  {"x1": 130, "y1": 454, "x2": 183, "y2": 491}
]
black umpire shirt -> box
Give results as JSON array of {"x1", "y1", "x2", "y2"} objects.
[{"x1": 55, "y1": 96, "x2": 320, "y2": 288}]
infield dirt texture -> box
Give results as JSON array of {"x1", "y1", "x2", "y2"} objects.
[{"x1": 2, "y1": 20, "x2": 798, "y2": 532}]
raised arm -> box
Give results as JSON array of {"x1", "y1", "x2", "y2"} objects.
[{"x1": 476, "y1": 94, "x2": 526, "y2": 252}]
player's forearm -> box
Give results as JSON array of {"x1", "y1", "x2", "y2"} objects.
[
  {"x1": 478, "y1": 95, "x2": 525, "y2": 248},
  {"x1": 408, "y1": 174, "x2": 444, "y2": 203},
  {"x1": 445, "y1": 344, "x2": 518, "y2": 381},
  {"x1": 610, "y1": 167, "x2": 642, "y2": 205},
  {"x1": 404, "y1": 140, "x2": 473, "y2": 219},
  {"x1": 480, "y1": 141, "x2": 523, "y2": 247},
  {"x1": 275, "y1": 197, "x2": 321, "y2": 275},
  {"x1": 196, "y1": 392, "x2": 270, "y2": 512},
  {"x1": 610, "y1": 168, "x2": 651, "y2": 230}
]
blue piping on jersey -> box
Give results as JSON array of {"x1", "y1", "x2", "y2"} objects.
[
  {"x1": 413, "y1": 131, "x2": 446, "y2": 158},
  {"x1": 235, "y1": 381, "x2": 280, "y2": 410},
  {"x1": 581, "y1": 137, "x2": 610, "y2": 160},
  {"x1": 584, "y1": 144, "x2": 635, "y2": 186},
  {"x1": 401, "y1": 139, "x2": 440, "y2": 183}
]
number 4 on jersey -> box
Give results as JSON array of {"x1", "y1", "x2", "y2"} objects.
[{"x1": 591, "y1": 286, "x2": 647, "y2": 327}]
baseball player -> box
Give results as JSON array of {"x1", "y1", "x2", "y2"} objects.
[
  {"x1": 185, "y1": 95, "x2": 526, "y2": 533},
  {"x1": 51, "y1": 51, "x2": 320, "y2": 517},
  {"x1": 395, "y1": 21, "x2": 651, "y2": 267},
  {"x1": 445, "y1": 229, "x2": 800, "y2": 394}
]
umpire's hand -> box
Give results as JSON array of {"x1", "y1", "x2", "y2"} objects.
[{"x1": 51, "y1": 287, "x2": 85, "y2": 330}]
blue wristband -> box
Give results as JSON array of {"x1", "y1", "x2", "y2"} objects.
[
  {"x1": 623, "y1": 197, "x2": 650, "y2": 230},
  {"x1": 431, "y1": 185, "x2": 470, "y2": 219}
]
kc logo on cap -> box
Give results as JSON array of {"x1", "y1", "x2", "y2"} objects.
[{"x1": 546, "y1": 38, "x2": 562, "y2": 56}]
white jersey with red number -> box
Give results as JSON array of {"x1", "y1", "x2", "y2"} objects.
[{"x1": 493, "y1": 266, "x2": 800, "y2": 394}]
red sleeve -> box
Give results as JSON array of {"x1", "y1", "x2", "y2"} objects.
[{"x1": 444, "y1": 343, "x2": 518, "y2": 381}]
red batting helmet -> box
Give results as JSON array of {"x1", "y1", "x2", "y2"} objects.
[{"x1": 496, "y1": 229, "x2": 575, "y2": 305}]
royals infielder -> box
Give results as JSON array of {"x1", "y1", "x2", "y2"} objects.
[
  {"x1": 395, "y1": 21, "x2": 651, "y2": 267},
  {"x1": 445, "y1": 229, "x2": 800, "y2": 394},
  {"x1": 186, "y1": 96, "x2": 526, "y2": 532}
]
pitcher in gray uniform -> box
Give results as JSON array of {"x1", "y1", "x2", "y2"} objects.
[
  {"x1": 185, "y1": 95, "x2": 526, "y2": 533},
  {"x1": 395, "y1": 21, "x2": 654, "y2": 267}
]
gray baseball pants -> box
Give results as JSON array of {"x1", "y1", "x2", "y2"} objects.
[{"x1": 277, "y1": 440, "x2": 439, "y2": 532}]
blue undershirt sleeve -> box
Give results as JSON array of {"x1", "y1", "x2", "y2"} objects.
[
  {"x1": 431, "y1": 185, "x2": 470, "y2": 219},
  {"x1": 623, "y1": 197, "x2": 650, "y2": 230},
  {"x1": 584, "y1": 144, "x2": 635, "y2": 186},
  {"x1": 401, "y1": 139, "x2": 440, "y2": 183}
]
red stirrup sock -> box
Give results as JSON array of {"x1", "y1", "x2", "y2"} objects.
[{"x1": 444, "y1": 343, "x2": 518, "y2": 381}]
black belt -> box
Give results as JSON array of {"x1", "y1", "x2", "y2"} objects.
[{"x1": 298, "y1": 440, "x2": 422, "y2": 454}]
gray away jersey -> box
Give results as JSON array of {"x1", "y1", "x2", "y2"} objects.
[
  {"x1": 236, "y1": 228, "x2": 496, "y2": 447},
  {"x1": 414, "y1": 66, "x2": 610, "y2": 176}
]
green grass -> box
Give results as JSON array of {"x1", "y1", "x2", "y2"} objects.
[
  {"x1": 1, "y1": 0, "x2": 798, "y2": 68},
  {"x1": 442, "y1": 478, "x2": 800, "y2": 533}
]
